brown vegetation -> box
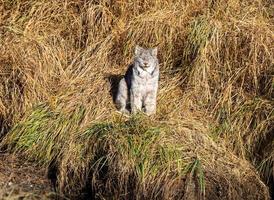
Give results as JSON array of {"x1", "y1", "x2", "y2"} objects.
[
  {"x1": 0, "y1": 152, "x2": 53, "y2": 199},
  {"x1": 0, "y1": 0, "x2": 273, "y2": 199}
]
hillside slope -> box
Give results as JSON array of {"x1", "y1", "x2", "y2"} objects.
[{"x1": 0, "y1": 0, "x2": 273, "y2": 199}]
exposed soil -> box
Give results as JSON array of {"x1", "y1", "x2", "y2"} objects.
[{"x1": 0, "y1": 152, "x2": 54, "y2": 200}]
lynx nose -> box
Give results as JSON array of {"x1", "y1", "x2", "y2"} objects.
[{"x1": 144, "y1": 62, "x2": 148, "y2": 66}]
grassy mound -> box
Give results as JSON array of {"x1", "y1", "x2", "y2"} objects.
[
  {"x1": 1, "y1": 104, "x2": 269, "y2": 199},
  {"x1": 0, "y1": 0, "x2": 273, "y2": 199}
]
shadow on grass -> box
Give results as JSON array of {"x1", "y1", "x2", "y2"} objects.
[{"x1": 106, "y1": 74, "x2": 123, "y2": 104}]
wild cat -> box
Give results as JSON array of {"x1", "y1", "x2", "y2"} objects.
[{"x1": 115, "y1": 45, "x2": 159, "y2": 115}]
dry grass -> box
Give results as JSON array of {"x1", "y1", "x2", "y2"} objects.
[{"x1": 0, "y1": 0, "x2": 273, "y2": 199}]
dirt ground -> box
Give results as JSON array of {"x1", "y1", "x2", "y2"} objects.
[{"x1": 0, "y1": 152, "x2": 55, "y2": 200}]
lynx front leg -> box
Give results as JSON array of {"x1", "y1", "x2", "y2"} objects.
[
  {"x1": 130, "y1": 89, "x2": 142, "y2": 114},
  {"x1": 144, "y1": 91, "x2": 157, "y2": 115}
]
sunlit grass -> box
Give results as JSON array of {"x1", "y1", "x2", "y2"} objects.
[{"x1": 0, "y1": 0, "x2": 272, "y2": 199}]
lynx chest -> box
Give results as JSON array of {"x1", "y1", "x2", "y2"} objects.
[{"x1": 131, "y1": 67, "x2": 159, "y2": 96}]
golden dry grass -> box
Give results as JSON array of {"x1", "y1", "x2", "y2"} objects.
[{"x1": 0, "y1": 0, "x2": 273, "y2": 199}]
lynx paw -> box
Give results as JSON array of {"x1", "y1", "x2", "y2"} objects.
[{"x1": 116, "y1": 109, "x2": 130, "y2": 117}]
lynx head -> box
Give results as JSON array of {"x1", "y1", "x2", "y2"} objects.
[{"x1": 134, "y1": 45, "x2": 158, "y2": 69}]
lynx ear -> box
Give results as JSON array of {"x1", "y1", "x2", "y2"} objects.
[
  {"x1": 151, "y1": 47, "x2": 158, "y2": 57},
  {"x1": 135, "y1": 45, "x2": 143, "y2": 56}
]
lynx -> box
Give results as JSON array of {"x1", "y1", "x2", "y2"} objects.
[{"x1": 115, "y1": 45, "x2": 159, "y2": 115}]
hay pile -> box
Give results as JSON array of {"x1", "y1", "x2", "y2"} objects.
[{"x1": 0, "y1": 0, "x2": 273, "y2": 199}]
